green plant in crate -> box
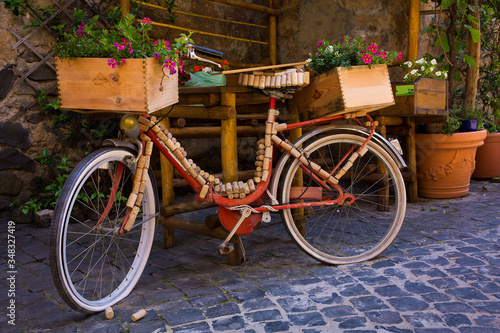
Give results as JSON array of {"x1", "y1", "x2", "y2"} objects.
[
  {"x1": 402, "y1": 57, "x2": 448, "y2": 83},
  {"x1": 54, "y1": 9, "x2": 192, "y2": 74},
  {"x1": 307, "y1": 36, "x2": 402, "y2": 74}
]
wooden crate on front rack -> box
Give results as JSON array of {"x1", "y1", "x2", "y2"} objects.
[
  {"x1": 377, "y1": 78, "x2": 449, "y2": 122},
  {"x1": 55, "y1": 57, "x2": 178, "y2": 114},
  {"x1": 292, "y1": 64, "x2": 395, "y2": 119}
]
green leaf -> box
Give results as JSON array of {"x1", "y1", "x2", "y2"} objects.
[
  {"x1": 434, "y1": 33, "x2": 450, "y2": 53},
  {"x1": 441, "y1": 0, "x2": 453, "y2": 9},
  {"x1": 466, "y1": 26, "x2": 480, "y2": 43},
  {"x1": 463, "y1": 55, "x2": 478, "y2": 68}
]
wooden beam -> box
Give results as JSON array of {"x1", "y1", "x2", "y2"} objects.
[
  {"x1": 268, "y1": 0, "x2": 277, "y2": 65},
  {"x1": 202, "y1": 0, "x2": 282, "y2": 16},
  {"x1": 150, "y1": 21, "x2": 268, "y2": 45},
  {"x1": 407, "y1": 0, "x2": 420, "y2": 61},
  {"x1": 168, "y1": 125, "x2": 265, "y2": 138},
  {"x1": 155, "y1": 105, "x2": 235, "y2": 119},
  {"x1": 119, "y1": 0, "x2": 131, "y2": 16},
  {"x1": 221, "y1": 93, "x2": 238, "y2": 183}
]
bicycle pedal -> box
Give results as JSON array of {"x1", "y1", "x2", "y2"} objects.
[{"x1": 218, "y1": 243, "x2": 234, "y2": 254}]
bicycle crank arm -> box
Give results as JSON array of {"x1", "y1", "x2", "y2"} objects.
[{"x1": 218, "y1": 208, "x2": 251, "y2": 254}]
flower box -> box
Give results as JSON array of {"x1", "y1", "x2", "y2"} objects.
[
  {"x1": 379, "y1": 78, "x2": 448, "y2": 121},
  {"x1": 55, "y1": 57, "x2": 178, "y2": 114},
  {"x1": 293, "y1": 64, "x2": 395, "y2": 119}
]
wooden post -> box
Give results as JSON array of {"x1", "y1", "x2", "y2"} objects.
[
  {"x1": 268, "y1": 0, "x2": 277, "y2": 65},
  {"x1": 119, "y1": 0, "x2": 131, "y2": 16},
  {"x1": 288, "y1": 100, "x2": 305, "y2": 235},
  {"x1": 160, "y1": 118, "x2": 175, "y2": 248},
  {"x1": 376, "y1": 117, "x2": 389, "y2": 212},
  {"x1": 407, "y1": 0, "x2": 420, "y2": 61},
  {"x1": 221, "y1": 93, "x2": 238, "y2": 183},
  {"x1": 463, "y1": 0, "x2": 480, "y2": 109},
  {"x1": 405, "y1": 117, "x2": 418, "y2": 202}
]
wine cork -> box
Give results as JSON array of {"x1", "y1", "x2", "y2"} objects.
[
  {"x1": 131, "y1": 309, "x2": 147, "y2": 322},
  {"x1": 126, "y1": 192, "x2": 138, "y2": 209},
  {"x1": 105, "y1": 307, "x2": 114, "y2": 319}
]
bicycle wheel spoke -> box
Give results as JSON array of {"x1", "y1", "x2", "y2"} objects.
[
  {"x1": 50, "y1": 148, "x2": 156, "y2": 313},
  {"x1": 281, "y1": 134, "x2": 405, "y2": 264}
]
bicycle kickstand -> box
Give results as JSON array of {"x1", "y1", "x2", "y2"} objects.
[{"x1": 218, "y1": 207, "x2": 252, "y2": 254}]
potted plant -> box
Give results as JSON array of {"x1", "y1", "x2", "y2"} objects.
[
  {"x1": 54, "y1": 10, "x2": 192, "y2": 114},
  {"x1": 472, "y1": 1, "x2": 500, "y2": 179},
  {"x1": 294, "y1": 36, "x2": 402, "y2": 119},
  {"x1": 416, "y1": 107, "x2": 487, "y2": 198},
  {"x1": 472, "y1": 112, "x2": 500, "y2": 178}
]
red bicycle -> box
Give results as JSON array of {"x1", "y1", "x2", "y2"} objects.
[{"x1": 49, "y1": 45, "x2": 407, "y2": 313}]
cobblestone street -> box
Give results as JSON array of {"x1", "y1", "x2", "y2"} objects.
[{"x1": 1, "y1": 180, "x2": 500, "y2": 332}]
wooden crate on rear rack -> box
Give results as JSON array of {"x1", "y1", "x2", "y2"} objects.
[
  {"x1": 55, "y1": 57, "x2": 178, "y2": 114},
  {"x1": 293, "y1": 64, "x2": 395, "y2": 119},
  {"x1": 377, "y1": 78, "x2": 449, "y2": 122}
]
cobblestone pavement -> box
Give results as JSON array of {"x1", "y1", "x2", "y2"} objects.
[{"x1": 1, "y1": 180, "x2": 500, "y2": 333}]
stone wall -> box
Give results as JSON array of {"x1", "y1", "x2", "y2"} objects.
[{"x1": 0, "y1": 0, "x2": 434, "y2": 224}]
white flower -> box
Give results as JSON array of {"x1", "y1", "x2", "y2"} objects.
[
  {"x1": 421, "y1": 66, "x2": 425, "y2": 71},
  {"x1": 404, "y1": 73, "x2": 409, "y2": 79},
  {"x1": 443, "y1": 72, "x2": 448, "y2": 78},
  {"x1": 410, "y1": 69, "x2": 418, "y2": 75},
  {"x1": 327, "y1": 45, "x2": 334, "y2": 53},
  {"x1": 404, "y1": 61, "x2": 412, "y2": 67},
  {"x1": 431, "y1": 59, "x2": 437, "y2": 65},
  {"x1": 202, "y1": 67, "x2": 213, "y2": 73},
  {"x1": 416, "y1": 58, "x2": 424, "y2": 64},
  {"x1": 306, "y1": 58, "x2": 312, "y2": 63},
  {"x1": 435, "y1": 71, "x2": 442, "y2": 76},
  {"x1": 429, "y1": 67, "x2": 435, "y2": 72}
]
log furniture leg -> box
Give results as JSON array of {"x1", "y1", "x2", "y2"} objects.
[
  {"x1": 221, "y1": 93, "x2": 238, "y2": 183},
  {"x1": 160, "y1": 117, "x2": 175, "y2": 248},
  {"x1": 405, "y1": 117, "x2": 418, "y2": 202},
  {"x1": 288, "y1": 100, "x2": 305, "y2": 236}
]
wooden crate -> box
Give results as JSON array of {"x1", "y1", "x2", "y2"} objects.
[
  {"x1": 293, "y1": 64, "x2": 394, "y2": 119},
  {"x1": 55, "y1": 57, "x2": 178, "y2": 114},
  {"x1": 377, "y1": 78, "x2": 449, "y2": 122}
]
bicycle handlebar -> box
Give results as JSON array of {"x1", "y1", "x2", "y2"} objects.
[{"x1": 193, "y1": 45, "x2": 223, "y2": 59}]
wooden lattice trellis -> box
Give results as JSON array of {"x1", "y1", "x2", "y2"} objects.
[{"x1": 8, "y1": 0, "x2": 89, "y2": 121}]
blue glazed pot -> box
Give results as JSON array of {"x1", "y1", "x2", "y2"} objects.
[{"x1": 460, "y1": 119, "x2": 479, "y2": 132}]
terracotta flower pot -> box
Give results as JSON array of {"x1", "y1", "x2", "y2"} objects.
[
  {"x1": 416, "y1": 130, "x2": 487, "y2": 198},
  {"x1": 472, "y1": 132, "x2": 500, "y2": 178}
]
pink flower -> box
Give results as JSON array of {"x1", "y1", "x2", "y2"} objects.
[
  {"x1": 362, "y1": 54, "x2": 372, "y2": 64},
  {"x1": 128, "y1": 42, "x2": 133, "y2": 54},
  {"x1": 164, "y1": 40, "x2": 170, "y2": 49},
  {"x1": 341, "y1": 37, "x2": 345, "y2": 41},
  {"x1": 398, "y1": 52, "x2": 403, "y2": 60},
  {"x1": 120, "y1": 59, "x2": 126, "y2": 66},
  {"x1": 165, "y1": 59, "x2": 175, "y2": 68},
  {"x1": 153, "y1": 40, "x2": 159, "y2": 46},
  {"x1": 77, "y1": 22, "x2": 85, "y2": 37},
  {"x1": 378, "y1": 51, "x2": 387, "y2": 59},
  {"x1": 141, "y1": 17, "x2": 151, "y2": 24},
  {"x1": 114, "y1": 42, "x2": 126, "y2": 51},
  {"x1": 107, "y1": 59, "x2": 117, "y2": 68},
  {"x1": 154, "y1": 52, "x2": 160, "y2": 60},
  {"x1": 368, "y1": 44, "x2": 378, "y2": 53},
  {"x1": 178, "y1": 58, "x2": 184, "y2": 73},
  {"x1": 169, "y1": 67, "x2": 177, "y2": 75},
  {"x1": 317, "y1": 41, "x2": 325, "y2": 47}
]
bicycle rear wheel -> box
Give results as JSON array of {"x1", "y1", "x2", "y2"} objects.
[
  {"x1": 280, "y1": 134, "x2": 406, "y2": 264},
  {"x1": 50, "y1": 148, "x2": 158, "y2": 313}
]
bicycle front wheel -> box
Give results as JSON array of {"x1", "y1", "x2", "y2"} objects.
[
  {"x1": 50, "y1": 148, "x2": 157, "y2": 313},
  {"x1": 280, "y1": 134, "x2": 406, "y2": 265}
]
